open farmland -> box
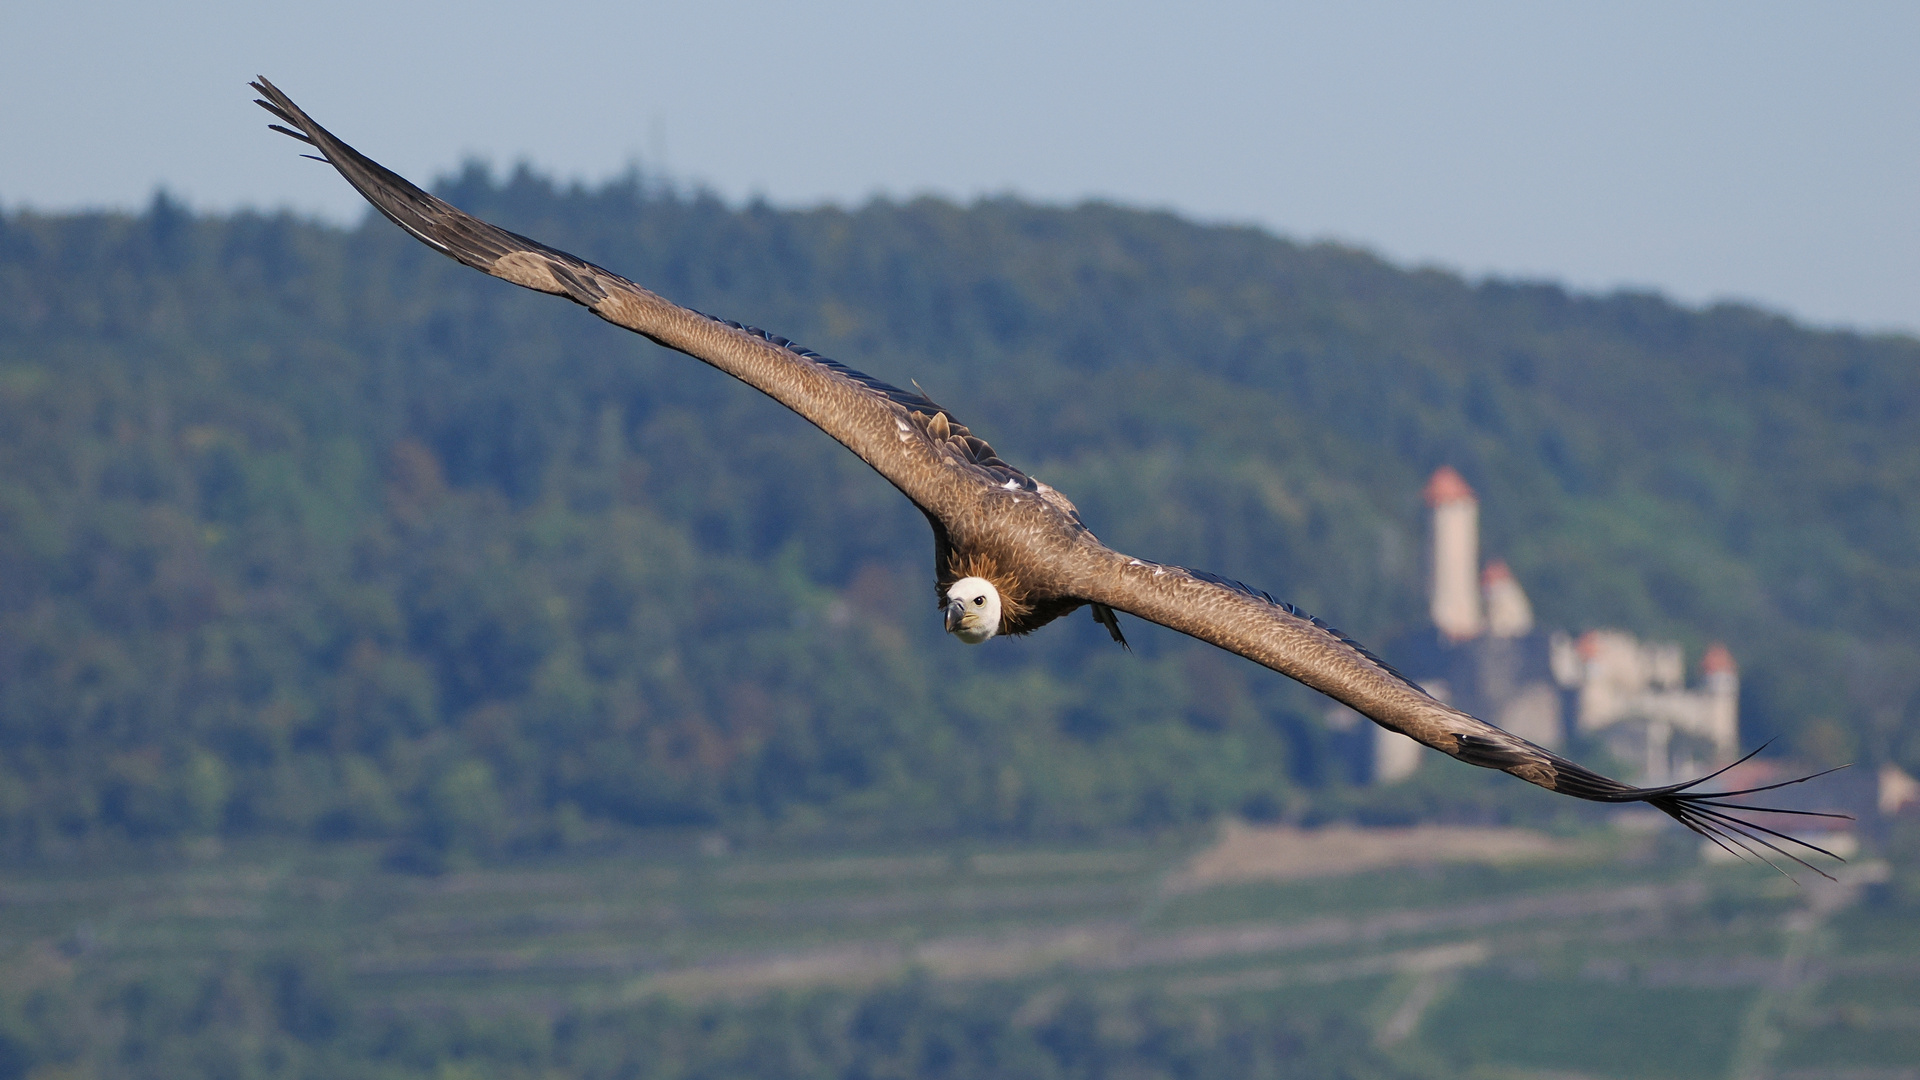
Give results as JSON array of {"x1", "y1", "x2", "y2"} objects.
[{"x1": 0, "y1": 822, "x2": 1907, "y2": 1078}]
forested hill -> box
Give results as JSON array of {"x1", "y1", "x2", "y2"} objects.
[{"x1": 1, "y1": 172, "x2": 1915, "y2": 856}]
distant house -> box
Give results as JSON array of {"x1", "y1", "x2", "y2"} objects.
[{"x1": 1333, "y1": 467, "x2": 1740, "y2": 786}]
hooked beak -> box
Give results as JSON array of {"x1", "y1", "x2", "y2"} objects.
[{"x1": 944, "y1": 598, "x2": 966, "y2": 634}]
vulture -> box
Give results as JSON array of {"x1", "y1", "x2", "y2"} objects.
[{"x1": 251, "y1": 78, "x2": 1845, "y2": 876}]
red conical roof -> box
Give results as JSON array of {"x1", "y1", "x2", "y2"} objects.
[
  {"x1": 1702, "y1": 643, "x2": 1738, "y2": 675},
  {"x1": 1424, "y1": 466, "x2": 1477, "y2": 506},
  {"x1": 1481, "y1": 559, "x2": 1513, "y2": 586}
]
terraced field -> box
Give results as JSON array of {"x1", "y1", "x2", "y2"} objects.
[{"x1": 0, "y1": 823, "x2": 1910, "y2": 1079}]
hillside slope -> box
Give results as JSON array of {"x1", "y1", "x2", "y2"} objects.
[{"x1": 0, "y1": 176, "x2": 1913, "y2": 852}]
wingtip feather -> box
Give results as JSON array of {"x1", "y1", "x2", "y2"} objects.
[{"x1": 1535, "y1": 745, "x2": 1850, "y2": 882}]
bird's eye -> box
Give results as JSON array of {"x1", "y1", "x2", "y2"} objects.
[{"x1": 973, "y1": 596, "x2": 985, "y2": 606}]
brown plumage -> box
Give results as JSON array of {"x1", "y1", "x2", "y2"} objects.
[
  {"x1": 252, "y1": 78, "x2": 1846, "y2": 877},
  {"x1": 944, "y1": 550, "x2": 1036, "y2": 629}
]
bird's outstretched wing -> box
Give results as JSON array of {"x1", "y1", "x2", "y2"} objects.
[
  {"x1": 250, "y1": 77, "x2": 1041, "y2": 518},
  {"x1": 1087, "y1": 555, "x2": 1849, "y2": 877}
]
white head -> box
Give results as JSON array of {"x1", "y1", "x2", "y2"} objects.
[{"x1": 944, "y1": 576, "x2": 1002, "y2": 644}]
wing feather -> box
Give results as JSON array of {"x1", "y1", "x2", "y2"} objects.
[
  {"x1": 254, "y1": 78, "x2": 1845, "y2": 878},
  {"x1": 1088, "y1": 554, "x2": 1849, "y2": 878},
  {"x1": 250, "y1": 78, "x2": 1034, "y2": 513}
]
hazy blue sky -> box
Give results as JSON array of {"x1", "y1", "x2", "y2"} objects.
[{"x1": 3, "y1": 1, "x2": 1914, "y2": 335}]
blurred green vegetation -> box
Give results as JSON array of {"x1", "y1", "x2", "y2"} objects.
[
  {"x1": 0, "y1": 824, "x2": 1910, "y2": 1080},
  {"x1": 1421, "y1": 975, "x2": 1750, "y2": 1078},
  {"x1": 0, "y1": 173, "x2": 1916, "y2": 862},
  {"x1": 0, "y1": 963, "x2": 1409, "y2": 1080}
]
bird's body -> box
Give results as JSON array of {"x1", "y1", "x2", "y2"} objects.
[{"x1": 252, "y1": 78, "x2": 1844, "y2": 876}]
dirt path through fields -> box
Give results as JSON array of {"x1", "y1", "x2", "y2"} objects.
[
  {"x1": 628, "y1": 879, "x2": 1701, "y2": 999},
  {"x1": 1170, "y1": 820, "x2": 1574, "y2": 889}
]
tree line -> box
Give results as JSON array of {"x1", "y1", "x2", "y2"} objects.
[{"x1": 0, "y1": 172, "x2": 1914, "y2": 856}]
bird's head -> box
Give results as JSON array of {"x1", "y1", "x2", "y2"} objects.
[{"x1": 944, "y1": 577, "x2": 1002, "y2": 644}]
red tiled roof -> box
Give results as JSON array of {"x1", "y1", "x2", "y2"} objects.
[
  {"x1": 1423, "y1": 465, "x2": 1476, "y2": 506},
  {"x1": 1702, "y1": 643, "x2": 1738, "y2": 675}
]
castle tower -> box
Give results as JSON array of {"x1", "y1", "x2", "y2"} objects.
[
  {"x1": 1482, "y1": 559, "x2": 1535, "y2": 638},
  {"x1": 1425, "y1": 467, "x2": 1483, "y2": 641},
  {"x1": 1701, "y1": 643, "x2": 1740, "y2": 764}
]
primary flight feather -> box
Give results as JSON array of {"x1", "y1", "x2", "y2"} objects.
[{"x1": 252, "y1": 78, "x2": 1845, "y2": 876}]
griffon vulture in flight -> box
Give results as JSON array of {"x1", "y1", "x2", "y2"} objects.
[{"x1": 252, "y1": 78, "x2": 1844, "y2": 876}]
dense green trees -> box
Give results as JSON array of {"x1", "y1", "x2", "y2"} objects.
[
  {"x1": 1, "y1": 174, "x2": 1915, "y2": 854},
  {"x1": 0, "y1": 957, "x2": 1409, "y2": 1080}
]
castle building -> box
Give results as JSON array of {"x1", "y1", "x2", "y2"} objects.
[
  {"x1": 1338, "y1": 467, "x2": 1741, "y2": 786},
  {"x1": 1560, "y1": 631, "x2": 1739, "y2": 784}
]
